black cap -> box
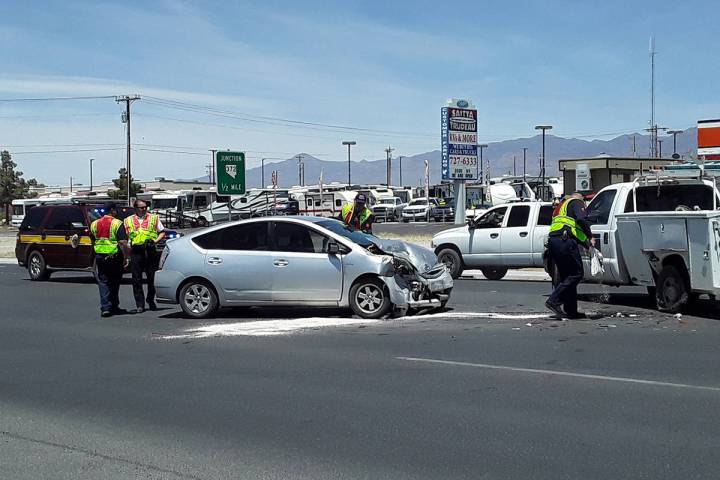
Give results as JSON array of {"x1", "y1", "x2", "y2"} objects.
[
  {"x1": 103, "y1": 202, "x2": 117, "y2": 211},
  {"x1": 355, "y1": 193, "x2": 367, "y2": 204}
]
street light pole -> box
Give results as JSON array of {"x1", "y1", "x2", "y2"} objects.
[
  {"x1": 261, "y1": 158, "x2": 266, "y2": 187},
  {"x1": 342, "y1": 141, "x2": 356, "y2": 186},
  {"x1": 522, "y1": 148, "x2": 527, "y2": 181},
  {"x1": 89, "y1": 158, "x2": 94, "y2": 192},
  {"x1": 399, "y1": 156, "x2": 403, "y2": 186},
  {"x1": 667, "y1": 130, "x2": 683, "y2": 157},
  {"x1": 209, "y1": 149, "x2": 217, "y2": 185},
  {"x1": 534, "y1": 125, "x2": 553, "y2": 194},
  {"x1": 658, "y1": 139, "x2": 663, "y2": 158},
  {"x1": 384, "y1": 146, "x2": 394, "y2": 186}
]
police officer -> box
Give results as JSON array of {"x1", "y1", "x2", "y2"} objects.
[
  {"x1": 124, "y1": 199, "x2": 165, "y2": 313},
  {"x1": 340, "y1": 193, "x2": 374, "y2": 233},
  {"x1": 90, "y1": 202, "x2": 129, "y2": 317},
  {"x1": 545, "y1": 192, "x2": 594, "y2": 319}
]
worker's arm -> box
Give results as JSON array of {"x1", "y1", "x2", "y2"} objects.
[
  {"x1": 116, "y1": 225, "x2": 131, "y2": 266},
  {"x1": 569, "y1": 201, "x2": 594, "y2": 243},
  {"x1": 155, "y1": 218, "x2": 166, "y2": 243}
]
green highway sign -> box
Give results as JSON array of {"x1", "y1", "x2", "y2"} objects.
[{"x1": 216, "y1": 151, "x2": 246, "y2": 195}]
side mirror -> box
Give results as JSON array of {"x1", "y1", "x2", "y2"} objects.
[
  {"x1": 71, "y1": 222, "x2": 86, "y2": 230},
  {"x1": 327, "y1": 242, "x2": 341, "y2": 254}
]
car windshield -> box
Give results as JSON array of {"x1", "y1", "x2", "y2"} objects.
[
  {"x1": 153, "y1": 198, "x2": 178, "y2": 209},
  {"x1": 409, "y1": 199, "x2": 427, "y2": 206},
  {"x1": 377, "y1": 199, "x2": 394, "y2": 205},
  {"x1": 315, "y1": 219, "x2": 377, "y2": 247}
]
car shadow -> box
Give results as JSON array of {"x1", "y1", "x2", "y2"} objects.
[
  {"x1": 578, "y1": 292, "x2": 720, "y2": 320},
  {"x1": 158, "y1": 306, "x2": 353, "y2": 320}
]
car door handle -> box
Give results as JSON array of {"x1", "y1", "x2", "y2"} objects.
[
  {"x1": 519, "y1": 232, "x2": 528, "y2": 237},
  {"x1": 207, "y1": 257, "x2": 223, "y2": 265},
  {"x1": 273, "y1": 259, "x2": 289, "y2": 267},
  {"x1": 490, "y1": 233, "x2": 499, "y2": 239}
]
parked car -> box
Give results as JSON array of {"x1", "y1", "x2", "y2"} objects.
[
  {"x1": 15, "y1": 203, "x2": 180, "y2": 280},
  {"x1": 431, "y1": 202, "x2": 554, "y2": 279},
  {"x1": 371, "y1": 197, "x2": 406, "y2": 222},
  {"x1": 155, "y1": 216, "x2": 453, "y2": 319},
  {"x1": 433, "y1": 197, "x2": 455, "y2": 222},
  {"x1": 402, "y1": 198, "x2": 438, "y2": 222}
]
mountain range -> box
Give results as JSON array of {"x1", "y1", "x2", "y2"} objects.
[{"x1": 197, "y1": 128, "x2": 698, "y2": 188}]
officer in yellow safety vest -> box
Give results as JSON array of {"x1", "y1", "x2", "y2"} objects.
[
  {"x1": 340, "y1": 193, "x2": 375, "y2": 233},
  {"x1": 124, "y1": 199, "x2": 166, "y2": 313},
  {"x1": 545, "y1": 192, "x2": 594, "y2": 319},
  {"x1": 90, "y1": 202, "x2": 130, "y2": 317}
]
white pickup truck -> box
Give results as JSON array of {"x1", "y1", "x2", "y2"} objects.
[
  {"x1": 577, "y1": 174, "x2": 720, "y2": 312},
  {"x1": 431, "y1": 201, "x2": 554, "y2": 279}
]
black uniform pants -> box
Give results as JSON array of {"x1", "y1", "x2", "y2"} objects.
[
  {"x1": 548, "y1": 235, "x2": 584, "y2": 315},
  {"x1": 131, "y1": 244, "x2": 158, "y2": 308},
  {"x1": 96, "y1": 253, "x2": 123, "y2": 312}
]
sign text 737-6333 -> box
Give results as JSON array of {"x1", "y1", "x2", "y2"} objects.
[{"x1": 216, "y1": 151, "x2": 246, "y2": 195}]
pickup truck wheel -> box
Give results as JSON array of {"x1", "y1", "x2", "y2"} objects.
[
  {"x1": 655, "y1": 265, "x2": 689, "y2": 313},
  {"x1": 28, "y1": 251, "x2": 50, "y2": 281},
  {"x1": 481, "y1": 267, "x2": 508, "y2": 281},
  {"x1": 437, "y1": 248, "x2": 464, "y2": 279},
  {"x1": 196, "y1": 216, "x2": 208, "y2": 227}
]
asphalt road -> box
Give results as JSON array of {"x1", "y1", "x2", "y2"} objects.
[{"x1": 2, "y1": 264, "x2": 720, "y2": 479}]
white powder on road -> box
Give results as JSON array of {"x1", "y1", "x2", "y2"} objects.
[{"x1": 161, "y1": 311, "x2": 551, "y2": 339}]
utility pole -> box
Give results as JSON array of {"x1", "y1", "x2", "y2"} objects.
[
  {"x1": 535, "y1": 125, "x2": 552, "y2": 194},
  {"x1": 399, "y1": 156, "x2": 403, "y2": 186},
  {"x1": 478, "y1": 144, "x2": 488, "y2": 184},
  {"x1": 69, "y1": 176, "x2": 73, "y2": 193},
  {"x1": 658, "y1": 139, "x2": 663, "y2": 158},
  {"x1": 296, "y1": 154, "x2": 304, "y2": 186},
  {"x1": 209, "y1": 149, "x2": 217, "y2": 185},
  {"x1": 89, "y1": 158, "x2": 94, "y2": 192},
  {"x1": 632, "y1": 135, "x2": 637, "y2": 157},
  {"x1": 116, "y1": 95, "x2": 140, "y2": 205},
  {"x1": 522, "y1": 148, "x2": 527, "y2": 181},
  {"x1": 650, "y1": 36, "x2": 656, "y2": 158},
  {"x1": 384, "y1": 147, "x2": 394, "y2": 186},
  {"x1": 513, "y1": 155, "x2": 517, "y2": 176},
  {"x1": 342, "y1": 141, "x2": 356, "y2": 186},
  {"x1": 261, "y1": 158, "x2": 266, "y2": 187}
]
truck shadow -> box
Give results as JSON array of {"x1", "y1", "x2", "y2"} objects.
[{"x1": 579, "y1": 293, "x2": 720, "y2": 320}]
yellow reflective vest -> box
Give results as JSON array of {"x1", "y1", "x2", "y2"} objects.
[
  {"x1": 549, "y1": 198, "x2": 588, "y2": 243},
  {"x1": 90, "y1": 216, "x2": 123, "y2": 255},
  {"x1": 124, "y1": 213, "x2": 160, "y2": 246},
  {"x1": 341, "y1": 204, "x2": 373, "y2": 232}
]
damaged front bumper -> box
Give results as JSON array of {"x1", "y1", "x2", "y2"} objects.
[{"x1": 382, "y1": 263, "x2": 454, "y2": 316}]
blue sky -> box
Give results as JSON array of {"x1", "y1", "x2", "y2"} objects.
[{"x1": 1, "y1": 0, "x2": 718, "y2": 185}]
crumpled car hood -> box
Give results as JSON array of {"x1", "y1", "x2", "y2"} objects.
[{"x1": 371, "y1": 238, "x2": 439, "y2": 273}]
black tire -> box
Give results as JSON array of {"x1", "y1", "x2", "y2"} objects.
[
  {"x1": 179, "y1": 279, "x2": 219, "y2": 319},
  {"x1": 437, "y1": 248, "x2": 464, "y2": 279},
  {"x1": 349, "y1": 278, "x2": 392, "y2": 319},
  {"x1": 655, "y1": 265, "x2": 689, "y2": 313},
  {"x1": 196, "y1": 216, "x2": 208, "y2": 227},
  {"x1": 402, "y1": 218, "x2": 409, "y2": 223},
  {"x1": 27, "y1": 251, "x2": 50, "y2": 281},
  {"x1": 481, "y1": 267, "x2": 508, "y2": 281}
]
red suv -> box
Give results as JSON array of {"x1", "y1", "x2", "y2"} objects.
[{"x1": 15, "y1": 203, "x2": 137, "y2": 280}]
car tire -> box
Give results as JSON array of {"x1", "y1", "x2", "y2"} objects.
[
  {"x1": 655, "y1": 265, "x2": 689, "y2": 313},
  {"x1": 27, "y1": 251, "x2": 50, "y2": 281},
  {"x1": 437, "y1": 248, "x2": 464, "y2": 279},
  {"x1": 481, "y1": 267, "x2": 508, "y2": 281},
  {"x1": 179, "y1": 280, "x2": 219, "y2": 319},
  {"x1": 196, "y1": 216, "x2": 208, "y2": 227},
  {"x1": 349, "y1": 278, "x2": 392, "y2": 319},
  {"x1": 402, "y1": 218, "x2": 409, "y2": 223}
]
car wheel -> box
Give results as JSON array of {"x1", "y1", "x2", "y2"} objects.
[
  {"x1": 655, "y1": 265, "x2": 689, "y2": 313},
  {"x1": 350, "y1": 278, "x2": 392, "y2": 319},
  {"x1": 402, "y1": 218, "x2": 409, "y2": 223},
  {"x1": 179, "y1": 280, "x2": 219, "y2": 319},
  {"x1": 27, "y1": 251, "x2": 50, "y2": 281},
  {"x1": 481, "y1": 267, "x2": 508, "y2": 281},
  {"x1": 437, "y1": 248, "x2": 464, "y2": 279},
  {"x1": 196, "y1": 216, "x2": 208, "y2": 227}
]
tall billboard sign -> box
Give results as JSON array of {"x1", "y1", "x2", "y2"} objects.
[
  {"x1": 441, "y1": 99, "x2": 478, "y2": 180},
  {"x1": 698, "y1": 119, "x2": 720, "y2": 161}
]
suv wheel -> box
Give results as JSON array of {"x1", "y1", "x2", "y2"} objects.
[
  {"x1": 481, "y1": 267, "x2": 508, "y2": 281},
  {"x1": 179, "y1": 280, "x2": 219, "y2": 319},
  {"x1": 350, "y1": 278, "x2": 392, "y2": 319},
  {"x1": 28, "y1": 251, "x2": 50, "y2": 281}
]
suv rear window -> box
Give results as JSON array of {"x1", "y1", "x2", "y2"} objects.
[
  {"x1": 46, "y1": 207, "x2": 86, "y2": 230},
  {"x1": 20, "y1": 206, "x2": 48, "y2": 231}
]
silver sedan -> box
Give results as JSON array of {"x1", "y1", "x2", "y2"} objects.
[{"x1": 155, "y1": 216, "x2": 453, "y2": 319}]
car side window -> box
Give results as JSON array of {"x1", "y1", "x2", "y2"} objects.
[
  {"x1": 537, "y1": 205, "x2": 553, "y2": 226},
  {"x1": 192, "y1": 223, "x2": 269, "y2": 251},
  {"x1": 273, "y1": 222, "x2": 329, "y2": 254},
  {"x1": 20, "y1": 206, "x2": 48, "y2": 231},
  {"x1": 506, "y1": 205, "x2": 530, "y2": 227},
  {"x1": 476, "y1": 207, "x2": 507, "y2": 228},
  {"x1": 586, "y1": 190, "x2": 617, "y2": 225},
  {"x1": 46, "y1": 208, "x2": 86, "y2": 229}
]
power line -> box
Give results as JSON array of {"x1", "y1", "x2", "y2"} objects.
[
  {"x1": 0, "y1": 95, "x2": 117, "y2": 102},
  {"x1": 10, "y1": 147, "x2": 126, "y2": 155}
]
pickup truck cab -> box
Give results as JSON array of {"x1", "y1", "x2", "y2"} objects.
[{"x1": 431, "y1": 201, "x2": 554, "y2": 279}]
